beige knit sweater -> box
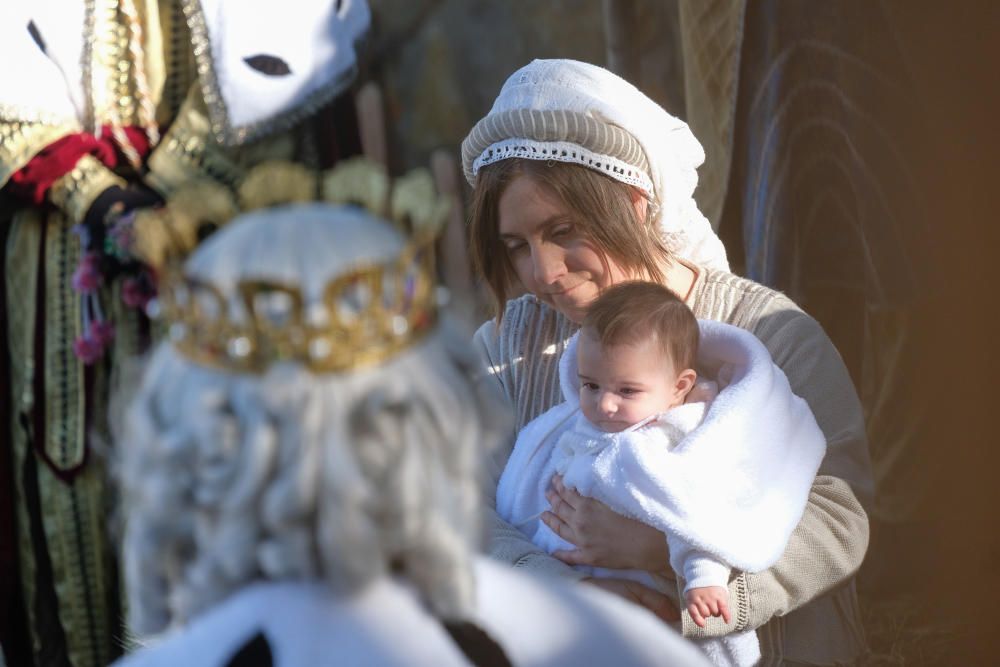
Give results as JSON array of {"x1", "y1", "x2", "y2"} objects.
[{"x1": 474, "y1": 267, "x2": 872, "y2": 666}]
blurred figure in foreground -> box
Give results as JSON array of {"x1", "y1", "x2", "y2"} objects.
[{"x1": 109, "y1": 162, "x2": 710, "y2": 667}]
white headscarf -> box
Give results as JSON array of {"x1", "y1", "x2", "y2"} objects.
[{"x1": 467, "y1": 59, "x2": 729, "y2": 272}]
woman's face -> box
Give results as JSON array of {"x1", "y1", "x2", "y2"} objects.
[{"x1": 497, "y1": 175, "x2": 630, "y2": 324}]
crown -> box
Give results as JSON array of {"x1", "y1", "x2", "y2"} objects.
[{"x1": 135, "y1": 158, "x2": 451, "y2": 374}]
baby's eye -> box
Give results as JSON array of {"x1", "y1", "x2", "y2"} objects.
[
  {"x1": 620, "y1": 388, "x2": 641, "y2": 396},
  {"x1": 581, "y1": 382, "x2": 599, "y2": 391}
]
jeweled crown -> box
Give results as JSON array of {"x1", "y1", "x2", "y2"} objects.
[{"x1": 135, "y1": 159, "x2": 451, "y2": 374}]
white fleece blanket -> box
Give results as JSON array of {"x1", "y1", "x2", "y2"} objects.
[
  {"x1": 537, "y1": 403, "x2": 729, "y2": 588},
  {"x1": 496, "y1": 320, "x2": 825, "y2": 667},
  {"x1": 496, "y1": 318, "x2": 826, "y2": 583}
]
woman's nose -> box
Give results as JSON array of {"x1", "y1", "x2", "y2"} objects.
[{"x1": 532, "y1": 245, "x2": 566, "y2": 286}]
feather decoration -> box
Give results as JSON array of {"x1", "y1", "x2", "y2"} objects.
[{"x1": 27, "y1": 20, "x2": 47, "y2": 54}]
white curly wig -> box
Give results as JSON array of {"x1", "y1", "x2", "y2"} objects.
[{"x1": 115, "y1": 204, "x2": 507, "y2": 636}]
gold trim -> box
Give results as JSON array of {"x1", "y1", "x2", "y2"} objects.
[
  {"x1": 149, "y1": 158, "x2": 450, "y2": 374},
  {"x1": 43, "y1": 212, "x2": 85, "y2": 471},
  {"x1": 48, "y1": 155, "x2": 127, "y2": 224},
  {"x1": 39, "y1": 449, "x2": 115, "y2": 667},
  {"x1": 81, "y1": 0, "x2": 98, "y2": 132},
  {"x1": 38, "y1": 214, "x2": 116, "y2": 665},
  {"x1": 0, "y1": 104, "x2": 80, "y2": 127},
  {"x1": 143, "y1": 95, "x2": 247, "y2": 194},
  {"x1": 135, "y1": 158, "x2": 449, "y2": 268},
  {"x1": 238, "y1": 161, "x2": 316, "y2": 211},
  {"x1": 163, "y1": 231, "x2": 438, "y2": 375},
  {"x1": 6, "y1": 205, "x2": 117, "y2": 667},
  {"x1": 0, "y1": 119, "x2": 79, "y2": 188},
  {"x1": 7, "y1": 213, "x2": 44, "y2": 661}
]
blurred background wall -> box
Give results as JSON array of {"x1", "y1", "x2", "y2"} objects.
[{"x1": 365, "y1": 0, "x2": 685, "y2": 173}]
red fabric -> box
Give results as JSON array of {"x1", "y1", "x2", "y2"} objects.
[{"x1": 7, "y1": 125, "x2": 152, "y2": 205}]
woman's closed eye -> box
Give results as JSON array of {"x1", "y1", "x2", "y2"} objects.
[
  {"x1": 548, "y1": 223, "x2": 574, "y2": 240},
  {"x1": 503, "y1": 238, "x2": 527, "y2": 254}
]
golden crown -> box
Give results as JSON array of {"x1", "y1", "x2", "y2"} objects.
[{"x1": 135, "y1": 158, "x2": 451, "y2": 374}]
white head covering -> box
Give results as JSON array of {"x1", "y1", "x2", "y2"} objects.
[{"x1": 462, "y1": 59, "x2": 729, "y2": 272}]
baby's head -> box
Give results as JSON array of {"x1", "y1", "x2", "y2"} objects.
[{"x1": 578, "y1": 282, "x2": 698, "y2": 432}]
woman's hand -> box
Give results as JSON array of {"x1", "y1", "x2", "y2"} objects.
[
  {"x1": 583, "y1": 577, "x2": 680, "y2": 624},
  {"x1": 542, "y1": 475, "x2": 671, "y2": 574}
]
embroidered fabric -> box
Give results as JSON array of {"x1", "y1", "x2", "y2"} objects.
[{"x1": 471, "y1": 138, "x2": 655, "y2": 195}]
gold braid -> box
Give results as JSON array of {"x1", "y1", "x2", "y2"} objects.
[
  {"x1": 102, "y1": 0, "x2": 146, "y2": 169},
  {"x1": 119, "y1": 0, "x2": 160, "y2": 147}
]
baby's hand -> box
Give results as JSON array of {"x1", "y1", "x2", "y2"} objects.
[{"x1": 685, "y1": 586, "x2": 731, "y2": 628}]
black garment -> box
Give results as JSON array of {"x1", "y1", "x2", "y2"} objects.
[{"x1": 221, "y1": 622, "x2": 514, "y2": 667}]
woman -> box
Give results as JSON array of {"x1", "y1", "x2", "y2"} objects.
[
  {"x1": 111, "y1": 182, "x2": 710, "y2": 666},
  {"x1": 463, "y1": 59, "x2": 871, "y2": 665}
]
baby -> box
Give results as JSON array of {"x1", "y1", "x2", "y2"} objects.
[
  {"x1": 572, "y1": 281, "x2": 727, "y2": 627},
  {"x1": 497, "y1": 280, "x2": 827, "y2": 667}
]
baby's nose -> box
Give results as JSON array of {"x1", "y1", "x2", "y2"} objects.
[{"x1": 600, "y1": 393, "x2": 618, "y2": 414}]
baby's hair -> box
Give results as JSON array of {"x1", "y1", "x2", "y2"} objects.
[{"x1": 583, "y1": 281, "x2": 699, "y2": 371}]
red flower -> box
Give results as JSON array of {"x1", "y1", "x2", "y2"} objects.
[
  {"x1": 121, "y1": 277, "x2": 151, "y2": 309},
  {"x1": 72, "y1": 336, "x2": 104, "y2": 364},
  {"x1": 72, "y1": 321, "x2": 115, "y2": 364},
  {"x1": 88, "y1": 320, "x2": 115, "y2": 347},
  {"x1": 71, "y1": 253, "x2": 103, "y2": 293}
]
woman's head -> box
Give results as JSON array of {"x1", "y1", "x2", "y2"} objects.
[
  {"x1": 469, "y1": 159, "x2": 671, "y2": 322},
  {"x1": 117, "y1": 204, "x2": 507, "y2": 635},
  {"x1": 462, "y1": 59, "x2": 728, "y2": 319}
]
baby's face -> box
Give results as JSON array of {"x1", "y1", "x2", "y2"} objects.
[{"x1": 577, "y1": 330, "x2": 684, "y2": 433}]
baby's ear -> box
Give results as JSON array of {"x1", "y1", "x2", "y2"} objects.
[{"x1": 675, "y1": 368, "x2": 698, "y2": 398}]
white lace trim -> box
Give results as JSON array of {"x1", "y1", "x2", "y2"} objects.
[{"x1": 472, "y1": 138, "x2": 655, "y2": 196}]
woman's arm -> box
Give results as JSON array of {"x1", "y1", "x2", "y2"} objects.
[
  {"x1": 681, "y1": 475, "x2": 868, "y2": 637},
  {"x1": 758, "y1": 306, "x2": 873, "y2": 502},
  {"x1": 472, "y1": 321, "x2": 587, "y2": 580},
  {"x1": 739, "y1": 306, "x2": 871, "y2": 615},
  {"x1": 683, "y1": 306, "x2": 872, "y2": 636},
  {"x1": 544, "y1": 449, "x2": 868, "y2": 638}
]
